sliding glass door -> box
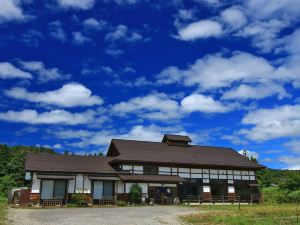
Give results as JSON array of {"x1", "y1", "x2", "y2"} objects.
[
  {"x1": 41, "y1": 180, "x2": 66, "y2": 200},
  {"x1": 93, "y1": 181, "x2": 114, "y2": 200}
]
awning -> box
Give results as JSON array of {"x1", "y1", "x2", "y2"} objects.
[
  {"x1": 118, "y1": 174, "x2": 185, "y2": 183},
  {"x1": 89, "y1": 176, "x2": 120, "y2": 181},
  {"x1": 36, "y1": 174, "x2": 74, "y2": 179}
]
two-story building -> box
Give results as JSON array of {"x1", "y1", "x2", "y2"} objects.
[{"x1": 25, "y1": 134, "x2": 265, "y2": 205}]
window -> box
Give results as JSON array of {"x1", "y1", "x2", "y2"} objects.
[
  {"x1": 41, "y1": 180, "x2": 66, "y2": 200},
  {"x1": 121, "y1": 165, "x2": 143, "y2": 174},
  {"x1": 203, "y1": 186, "x2": 211, "y2": 193},
  {"x1": 191, "y1": 169, "x2": 202, "y2": 178},
  {"x1": 178, "y1": 168, "x2": 190, "y2": 178},
  {"x1": 228, "y1": 186, "x2": 235, "y2": 193},
  {"x1": 159, "y1": 167, "x2": 171, "y2": 175},
  {"x1": 144, "y1": 165, "x2": 158, "y2": 175}
]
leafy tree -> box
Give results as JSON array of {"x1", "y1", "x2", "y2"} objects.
[
  {"x1": 129, "y1": 184, "x2": 142, "y2": 204},
  {"x1": 0, "y1": 175, "x2": 17, "y2": 195}
]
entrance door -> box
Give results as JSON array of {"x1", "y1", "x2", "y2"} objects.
[
  {"x1": 103, "y1": 181, "x2": 113, "y2": 197},
  {"x1": 93, "y1": 181, "x2": 103, "y2": 200},
  {"x1": 41, "y1": 180, "x2": 54, "y2": 199}
]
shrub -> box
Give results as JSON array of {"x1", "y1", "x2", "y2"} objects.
[
  {"x1": 286, "y1": 190, "x2": 300, "y2": 203},
  {"x1": 129, "y1": 184, "x2": 142, "y2": 204},
  {"x1": 263, "y1": 187, "x2": 286, "y2": 203},
  {"x1": 69, "y1": 194, "x2": 89, "y2": 207},
  {"x1": 0, "y1": 175, "x2": 17, "y2": 195},
  {"x1": 116, "y1": 200, "x2": 127, "y2": 206}
]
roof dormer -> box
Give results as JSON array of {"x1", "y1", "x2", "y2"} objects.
[{"x1": 162, "y1": 134, "x2": 192, "y2": 147}]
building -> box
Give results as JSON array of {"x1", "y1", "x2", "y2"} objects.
[{"x1": 24, "y1": 134, "x2": 265, "y2": 205}]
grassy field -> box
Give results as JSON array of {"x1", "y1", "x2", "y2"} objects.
[
  {"x1": 0, "y1": 196, "x2": 7, "y2": 225},
  {"x1": 181, "y1": 204, "x2": 300, "y2": 225}
]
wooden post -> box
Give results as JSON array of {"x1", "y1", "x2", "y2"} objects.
[{"x1": 238, "y1": 196, "x2": 241, "y2": 210}]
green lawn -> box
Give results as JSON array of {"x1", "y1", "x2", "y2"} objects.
[
  {"x1": 0, "y1": 196, "x2": 7, "y2": 225},
  {"x1": 181, "y1": 204, "x2": 300, "y2": 225}
]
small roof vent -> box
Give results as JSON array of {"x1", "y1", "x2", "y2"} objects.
[{"x1": 162, "y1": 134, "x2": 192, "y2": 146}]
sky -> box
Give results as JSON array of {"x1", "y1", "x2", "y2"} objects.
[{"x1": 0, "y1": 0, "x2": 300, "y2": 169}]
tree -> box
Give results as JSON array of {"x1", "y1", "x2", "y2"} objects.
[
  {"x1": 0, "y1": 175, "x2": 17, "y2": 195},
  {"x1": 129, "y1": 184, "x2": 142, "y2": 204}
]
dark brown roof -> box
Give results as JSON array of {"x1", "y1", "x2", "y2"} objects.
[
  {"x1": 109, "y1": 139, "x2": 265, "y2": 169},
  {"x1": 25, "y1": 153, "x2": 117, "y2": 174},
  {"x1": 118, "y1": 174, "x2": 185, "y2": 183},
  {"x1": 163, "y1": 134, "x2": 192, "y2": 142}
]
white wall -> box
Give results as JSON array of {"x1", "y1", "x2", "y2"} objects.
[
  {"x1": 31, "y1": 172, "x2": 40, "y2": 193},
  {"x1": 68, "y1": 179, "x2": 75, "y2": 193},
  {"x1": 117, "y1": 181, "x2": 124, "y2": 194},
  {"x1": 83, "y1": 175, "x2": 91, "y2": 193},
  {"x1": 75, "y1": 174, "x2": 84, "y2": 193}
]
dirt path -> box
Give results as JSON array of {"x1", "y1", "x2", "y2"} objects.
[{"x1": 8, "y1": 206, "x2": 198, "y2": 225}]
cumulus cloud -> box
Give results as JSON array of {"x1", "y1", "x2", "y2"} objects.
[
  {"x1": 111, "y1": 92, "x2": 181, "y2": 120},
  {"x1": 55, "y1": 124, "x2": 192, "y2": 148},
  {"x1": 5, "y1": 83, "x2": 103, "y2": 107},
  {"x1": 56, "y1": 0, "x2": 95, "y2": 10},
  {"x1": 49, "y1": 20, "x2": 67, "y2": 42},
  {"x1": 240, "y1": 105, "x2": 300, "y2": 141},
  {"x1": 181, "y1": 94, "x2": 232, "y2": 113},
  {"x1": 0, "y1": 109, "x2": 95, "y2": 125},
  {"x1": 284, "y1": 140, "x2": 300, "y2": 154},
  {"x1": 157, "y1": 52, "x2": 276, "y2": 90},
  {"x1": 20, "y1": 61, "x2": 71, "y2": 82},
  {"x1": 278, "y1": 156, "x2": 300, "y2": 170},
  {"x1": 0, "y1": 62, "x2": 32, "y2": 79},
  {"x1": 0, "y1": 0, "x2": 28, "y2": 23},
  {"x1": 72, "y1": 32, "x2": 91, "y2": 45},
  {"x1": 222, "y1": 82, "x2": 290, "y2": 100},
  {"x1": 221, "y1": 7, "x2": 247, "y2": 29},
  {"x1": 105, "y1": 24, "x2": 143, "y2": 43},
  {"x1": 177, "y1": 20, "x2": 223, "y2": 41},
  {"x1": 83, "y1": 18, "x2": 107, "y2": 30}
]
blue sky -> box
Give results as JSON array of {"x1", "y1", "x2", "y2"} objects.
[{"x1": 0, "y1": 0, "x2": 300, "y2": 169}]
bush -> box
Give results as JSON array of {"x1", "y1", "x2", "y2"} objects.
[
  {"x1": 0, "y1": 175, "x2": 17, "y2": 195},
  {"x1": 68, "y1": 194, "x2": 90, "y2": 207},
  {"x1": 116, "y1": 200, "x2": 127, "y2": 206},
  {"x1": 286, "y1": 190, "x2": 300, "y2": 203},
  {"x1": 129, "y1": 184, "x2": 142, "y2": 204},
  {"x1": 263, "y1": 187, "x2": 287, "y2": 203}
]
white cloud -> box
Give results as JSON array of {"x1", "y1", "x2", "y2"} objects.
[
  {"x1": 0, "y1": 62, "x2": 32, "y2": 79},
  {"x1": 49, "y1": 20, "x2": 67, "y2": 42},
  {"x1": 72, "y1": 32, "x2": 91, "y2": 45},
  {"x1": 109, "y1": 0, "x2": 139, "y2": 5},
  {"x1": 83, "y1": 18, "x2": 107, "y2": 30},
  {"x1": 106, "y1": 48, "x2": 124, "y2": 57},
  {"x1": 58, "y1": 124, "x2": 192, "y2": 148},
  {"x1": 105, "y1": 24, "x2": 143, "y2": 43},
  {"x1": 157, "y1": 52, "x2": 276, "y2": 90},
  {"x1": 238, "y1": 149, "x2": 259, "y2": 159},
  {"x1": 181, "y1": 94, "x2": 231, "y2": 113},
  {"x1": 5, "y1": 83, "x2": 103, "y2": 107},
  {"x1": 57, "y1": 0, "x2": 95, "y2": 10},
  {"x1": 0, "y1": 109, "x2": 95, "y2": 125},
  {"x1": 112, "y1": 92, "x2": 181, "y2": 120},
  {"x1": 278, "y1": 156, "x2": 300, "y2": 170},
  {"x1": 177, "y1": 20, "x2": 222, "y2": 41},
  {"x1": 0, "y1": 0, "x2": 28, "y2": 23},
  {"x1": 237, "y1": 19, "x2": 288, "y2": 53},
  {"x1": 245, "y1": 0, "x2": 300, "y2": 21},
  {"x1": 221, "y1": 7, "x2": 247, "y2": 29},
  {"x1": 21, "y1": 61, "x2": 71, "y2": 82},
  {"x1": 240, "y1": 105, "x2": 300, "y2": 141},
  {"x1": 222, "y1": 82, "x2": 289, "y2": 100},
  {"x1": 284, "y1": 140, "x2": 300, "y2": 153}
]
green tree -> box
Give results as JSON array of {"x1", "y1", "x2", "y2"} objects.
[
  {"x1": 0, "y1": 175, "x2": 17, "y2": 195},
  {"x1": 129, "y1": 184, "x2": 142, "y2": 204}
]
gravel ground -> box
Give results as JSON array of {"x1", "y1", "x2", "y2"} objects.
[{"x1": 8, "y1": 206, "x2": 198, "y2": 225}]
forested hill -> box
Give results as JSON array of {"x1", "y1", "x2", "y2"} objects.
[{"x1": 0, "y1": 144, "x2": 56, "y2": 189}]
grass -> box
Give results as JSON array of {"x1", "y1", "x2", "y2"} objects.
[
  {"x1": 181, "y1": 204, "x2": 300, "y2": 225},
  {"x1": 0, "y1": 195, "x2": 7, "y2": 225}
]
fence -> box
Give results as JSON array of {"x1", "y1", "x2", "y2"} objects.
[
  {"x1": 94, "y1": 196, "x2": 117, "y2": 205},
  {"x1": 184, "y1": 195, "x2": 253, "y2": 204}
]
